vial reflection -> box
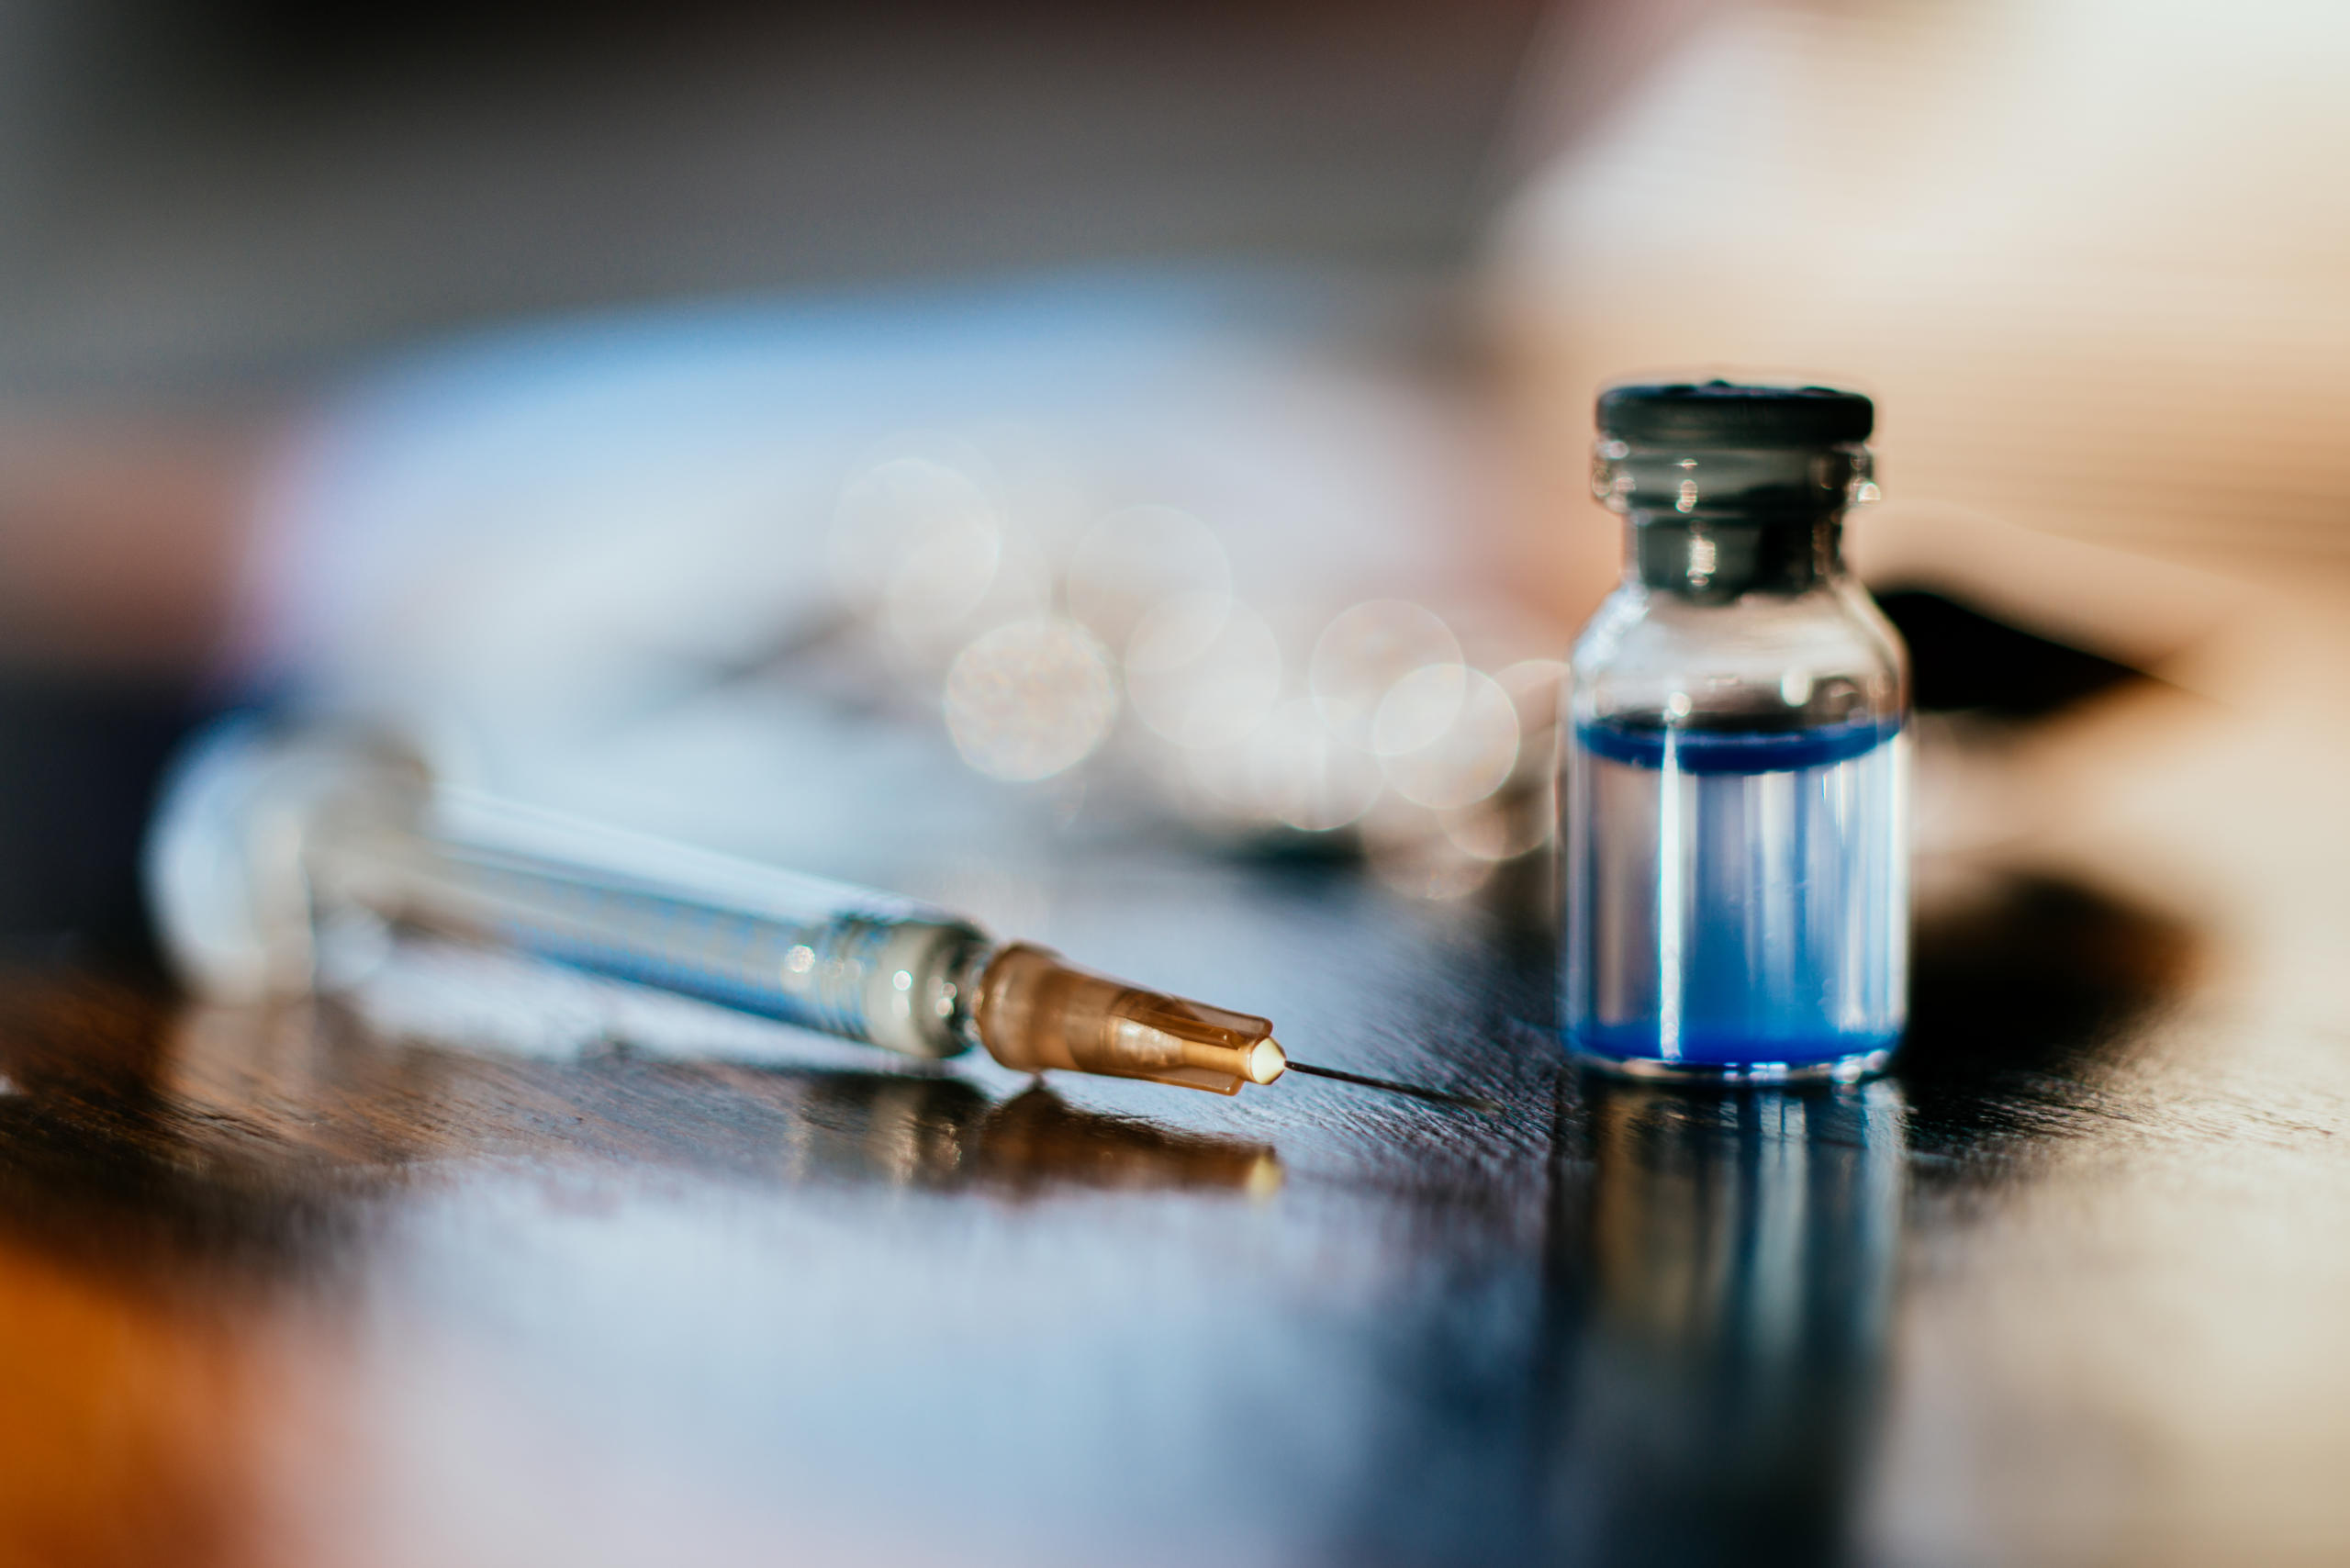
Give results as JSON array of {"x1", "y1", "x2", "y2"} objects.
[{"x1": 1541, "y1": 1081, "x2": 1904, "y2": 1564}]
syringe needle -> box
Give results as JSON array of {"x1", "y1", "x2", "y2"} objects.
[
  {"x1": 1279, "y1": 1058, "x2": 1501, "y2": 1114},
  {"x1": 964, "y1": 955, "x2": 1496, "y2": 1110},
  {"x1": 149, "y1": 720, "x2": 1508, "y2": 1113}
]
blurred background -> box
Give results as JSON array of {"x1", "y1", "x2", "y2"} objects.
[
  {"x1": 6, "y1": 7, "x2": 2350, "y2": 1565},
  {"x1": 0, "y1": 0, "x2": 2340, "y2": 941}
]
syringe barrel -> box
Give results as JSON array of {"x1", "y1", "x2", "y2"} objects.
[
  {"x1": 145, "y1": 719, "x2": 985, "y2": 1059},
  {"x1": 314, "y1": 823, "x2": 985, "y2": 1058}
]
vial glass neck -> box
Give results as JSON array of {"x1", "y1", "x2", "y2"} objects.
[
  {"x1": 1593, "y1": 441, "x2": 1874, "y2": 604},
  {"x1": 1628, "y1": 512, "x2": 1843, "y2": 602}
]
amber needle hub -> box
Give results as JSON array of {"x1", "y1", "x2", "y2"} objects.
[
  {"x1": 969, "y1": 945, "x2": 1490, "y2": 1109},
  {"x1": 972, "y1": 944, "x2": 1285, "y2": 1096}
]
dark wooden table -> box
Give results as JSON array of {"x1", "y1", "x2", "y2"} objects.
[{"x1": 0, "y1": 578, "x2": 2345, "y2": 1568}]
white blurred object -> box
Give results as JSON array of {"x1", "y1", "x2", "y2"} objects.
[
  {"x1": 1375, "y1": 666, "x2": 1520, "y2": 812},
  {"x1": 1125, "y1": 595, "x2": 1284, "y2": 752},
  {"x1": 232, "y1": 274, "x2": 1552, "y2": 894},
  {"x1": 943, "y1": 618, "x2": 1121, "y2": 782},
  {"x1": 1311, "y1": 599, "x2": 1464, "y2": 752},
  {"x1": 1065, "y1": 505, "x2": 1233, "y2": 653}
]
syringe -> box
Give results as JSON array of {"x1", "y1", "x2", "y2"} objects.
[{"x1": 144, "y1": 720, "x2": 1472, "y2": 1105}]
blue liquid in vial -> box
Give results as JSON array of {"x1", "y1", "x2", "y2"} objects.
[{"x1": 1563, "y1": 714, "x2": 1908, "y2": 1075}]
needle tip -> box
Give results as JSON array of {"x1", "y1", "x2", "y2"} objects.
[{"x1": 1247, "y1": 1038, "x2": 1289, "y2": 1085}]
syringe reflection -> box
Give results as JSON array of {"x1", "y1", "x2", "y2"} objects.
[{"x1": 158, "y1": 1001, "x2": 1282, "y2": 1202}]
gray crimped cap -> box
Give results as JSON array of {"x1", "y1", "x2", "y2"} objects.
[{"x1": 1598, "y1": 378, "x2": 1873, "y2": 447}]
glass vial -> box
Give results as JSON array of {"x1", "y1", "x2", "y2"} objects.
[{"x1": 1560, "y1": 381, "x2": 1909, "y2": 1082}]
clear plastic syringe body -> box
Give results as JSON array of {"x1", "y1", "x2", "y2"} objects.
[
  {"x1": 143, "y1": 719, "x2": 1288, "y2": 1095},
  {"x1": 320, "y1": 788, "x2": 989, "y2": 1060}
]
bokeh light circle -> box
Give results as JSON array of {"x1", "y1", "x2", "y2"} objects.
[
  {"x1": 1369, "y1": 663, "x2": 1470, "y2": 757},
  {"x1": 1125, "y1": 592, "x2": 1281, "y2": 751},
  {"x1": 1376, "y1": 666, "x2": 1521, "y2": 810},
  {"x1": 1248, "y1": 698, "x2": 1384, "y2": 832},
  {"x1": 830, "y1": 451, "x2": 1006, "y2": 658},
  {"x1": 943, "y1": 618, "x2": 1119, "y2": 781},
  {"x1": 1309, "y1": 600, "x2": 1462, "y2": 751},
  {"x1": 1065, "y1": 505, "x2": 1232, "y2": 653}
]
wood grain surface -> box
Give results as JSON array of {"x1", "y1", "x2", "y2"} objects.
[{"x1": 0, "y1": 587, "x2": 2345, "y2": 1567}]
